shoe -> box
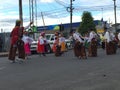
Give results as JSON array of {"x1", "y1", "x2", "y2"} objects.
[
  {"x1": 10, "y1": 60, "x2": 16, "y2": 63},
  {"x1": 42, "y1": 53, "x2": 46, "y2": 56},
  {"x1": 16, "y1": 57, "x2": 21, "y2": 61},
  {"x1": 16, "y1": 58, "x2": 25, "y2": 62}
]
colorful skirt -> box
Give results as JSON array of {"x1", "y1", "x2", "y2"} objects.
[{"x1": 24, "y1": 43, "x2": 31, "y2": 55}]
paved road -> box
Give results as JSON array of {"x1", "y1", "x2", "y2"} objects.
[{"x1": 0, "y1": 49, "x2": 120, "y2": 90}]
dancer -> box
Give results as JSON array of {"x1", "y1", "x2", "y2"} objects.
[
  {"x1": 22, "y1": 31, "x2": 34, "y2": 59},
  {"x1": 8, "y1": 20, "x2": 32, "y2": 63},
  {"x1": 70, "y1": 30, "x2": 87, "y2": 59}
]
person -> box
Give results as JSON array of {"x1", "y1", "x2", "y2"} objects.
[
  {"x1": 22, "y1": 31, "x2": 34, "y2": 59},
  {"x1": 70, "y1": 30, "x2": 87, "y2": 59},
  {"x1": 8, "y1": 20, "x2": 32, "y2": 63},
  {"x1": 37, "y1": 32, "x2": 46, "y2": 56},
  {"x1": 52, "y1": 31, "x2": 62, "y2": 56},
  {"x1": 87, "y1": 29, "x2": 98, "y2": 57},
  {"x1": 118, "y1": 32, "x2": 120, "y2": 48},
  {"x1": 59, "y1": 33, "x2": 66, "y2": 54},
  {"x1": 43, "y1": 33, "x2": 50, "y2": 54},
  {"x1": 104, "y1": 30, "x2": 116, "y2": 55}
]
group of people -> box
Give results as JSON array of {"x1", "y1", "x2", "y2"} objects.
[
  {"x1": 37, "y1": 31, "x2": 67, "y2": 57},
  {"x1": 8, "y1": 20, "x2": 120, "y2": 63},
  {"x1": 70, "y1": 28, "x2": 120, "y2": 59},
  {"x1": 8, "y1": 20, "x2": 68, "y2": 63},
  {"x1": 70, "y1": 29, "x2": 98, "y2": 59}
]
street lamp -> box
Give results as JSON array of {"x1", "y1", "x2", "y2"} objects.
[{"x1": 113, "y1": 0, "x2": 117, "y2": 32}]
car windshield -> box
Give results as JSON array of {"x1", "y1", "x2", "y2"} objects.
[{"x1": 45, "y1": 34, "x2": 51, "y2": 40}]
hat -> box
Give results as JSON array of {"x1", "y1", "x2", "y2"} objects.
[
  {"x1": 41, "y1": 32, "x2": 45, "y2": 36},
  {"x1": 16, "y1": 20, "x2": 21, "y2": 23},
  {"x1": 15, "y1": 20, "x2": 21, "y2": 26},
  {"x1": 55, "y1": 31, "x2": 59, "y2": 36}
]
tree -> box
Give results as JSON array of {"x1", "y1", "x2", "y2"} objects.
[{"x1": 78, "y1": 11, "x2": 96, "y2": 35}]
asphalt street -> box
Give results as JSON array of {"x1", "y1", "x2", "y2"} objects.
[{"x1": 0, "y1": 48, "x2": 120, "y2": 90}]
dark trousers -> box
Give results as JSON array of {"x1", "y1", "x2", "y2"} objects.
[{"x1": 8, "y1": 40, "x2": 25, "y2": 61}]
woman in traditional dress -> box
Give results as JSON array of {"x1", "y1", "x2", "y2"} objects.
[
  {"x1": 52, "y1": 31, "x2": 62, "y2": 56},
  {"x1": 37, "y1": 32, "x2": 46, "y2": 56},
  {"x1": 59, "y1": 33, "x2": 66, "y2": 54}
]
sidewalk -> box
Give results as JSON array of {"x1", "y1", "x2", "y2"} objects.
[{"x1": 0, "y1": 52, "x2": 9, "y2": 57}]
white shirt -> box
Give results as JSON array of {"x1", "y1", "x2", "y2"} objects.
[
  {"x1": 88, "y1": 31, "x2": 96, "y2": 42},
  {"x1": 22, "y1": 35, "x2": 33, "y2": 44},
  {"x1": 59, "y1": 37, "x2": 66, "y2": 44},
  {"x1": 38, "y1": 36, "x2": 44, "y2": 45},
  {"x1": 73, "y1": 33, "x2": 84, "y2": 42},
  {"x1": 118, "y1": 33, "x2": 120, "y2": 41},
  {"x1": 104, "y1": 31, "x2": 111, "y2": 43}
]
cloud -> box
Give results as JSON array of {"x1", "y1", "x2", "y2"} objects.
[
  {"x1": 40, "y1": 0, "x2": 54, "y2": 3},
  {"x1": 0, "y1": 0, "x2": 120, "y2": 32}
]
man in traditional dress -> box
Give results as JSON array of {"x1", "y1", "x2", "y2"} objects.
[
  {"x1": 88, "y1": 29, "x2": 98, "y2": 57},
  {"x1": 118, "y1": 31, "x2": 120, "y2": 48},
  {"x1": 8, "y1": 20, "x2": 32, "y2": 63},
  {"x1": 70, "y1": 30, "x2": 87, "y2": 59},
  {"x1": 104, "y1": 30, "x2": 116, "y2": 55}
]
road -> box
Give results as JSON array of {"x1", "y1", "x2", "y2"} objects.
[{"x1": 0, "y1": 48, "x2": 120, "y2": 90}]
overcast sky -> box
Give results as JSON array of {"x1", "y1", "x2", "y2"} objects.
[{"x1": 0, "y1": 0, "x2": 120, "y2": 32}]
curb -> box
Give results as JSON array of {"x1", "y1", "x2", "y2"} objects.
[{"x1": 0, "y1": 52, "x2": 8, "y2": 57}]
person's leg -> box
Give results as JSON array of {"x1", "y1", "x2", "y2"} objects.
[
  {"x1": 17, "y1": 40, "x2": 25, "y2": 60},
  {"x1": 8, "y1": 45, "x2": 17, "y2": 63}
]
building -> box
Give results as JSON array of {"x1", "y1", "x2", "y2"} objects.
[{"x1": 36, "y1": 20, "x2": 101, "y2": 34}]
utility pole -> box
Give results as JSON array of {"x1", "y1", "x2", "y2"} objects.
[
  {"x1": 113, "y1": 0, "x2": 117, "y2": 32},
  {"x1": 41, "y1": 12, "x2": 46, "y2": 31},
  {"x1": 70, "y1": 0, "x2": 72, "y2": 31},
  {"x1": 70, "y1": 0, "x2": 75, "y2": 31},
  {"x1": 19, "y1": 0, "x2": 23, "y2": 26}
]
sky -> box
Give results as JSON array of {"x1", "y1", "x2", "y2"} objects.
[{"x1": 0, "y1": 0, "x2": 120, "y2": 32}]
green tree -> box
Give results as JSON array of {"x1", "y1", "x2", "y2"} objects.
[{"x1": 78, "y1": 11, "x2": 96, "y2": 35}]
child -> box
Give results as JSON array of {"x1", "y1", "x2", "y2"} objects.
[{"x1": 22, "y1": 31, "x2": 33, "y2": 59}]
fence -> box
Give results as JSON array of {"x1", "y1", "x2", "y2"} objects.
[{"x1": 0, "y1": 32, "x2": 11, "y2": 52}]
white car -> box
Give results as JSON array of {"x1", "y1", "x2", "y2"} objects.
[
  {"x1": 45, "y1": 34, "x2": 72, "y2": 50},
  {"x1": 30, "y1": 33, "x2": 72, "y2": 53}
]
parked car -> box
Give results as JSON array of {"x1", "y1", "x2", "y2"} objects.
[{"x1": 30, "y1": 33, "x2": 72, "y2": 53}]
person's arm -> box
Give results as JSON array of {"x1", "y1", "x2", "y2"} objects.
[{"x1": 24, "y1": 22, "x2": 33, "y2": 30}]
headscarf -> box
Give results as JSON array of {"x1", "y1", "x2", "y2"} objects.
[{"x1": 40, "y1": 32, "x2": 45, "y2": 36}]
